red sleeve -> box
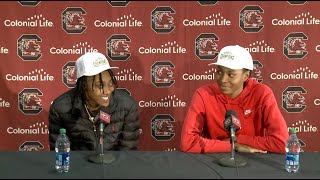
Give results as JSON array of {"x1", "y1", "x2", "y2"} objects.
[
  {"x1": 237, "y1": 91, "x2": 289, "y2": 154},
  {"x1": 180, "y1": 89, "x2": 231, "y2": 153}
]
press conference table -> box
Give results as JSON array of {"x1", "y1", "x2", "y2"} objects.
[{"x1": 0, "y1": 151, "x2": 319, "y2": 179}]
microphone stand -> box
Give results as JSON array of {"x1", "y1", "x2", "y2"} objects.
[
  {"x1": 218, "y1": 127, "x2": 247, "y2": 168},
  {"x1": 88, "y1": 123, "x2": 115, "y2": 164}
]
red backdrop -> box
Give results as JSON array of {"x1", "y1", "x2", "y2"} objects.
[{"x1": 0, "y1": 1, "x2": 319, "y2": 152}]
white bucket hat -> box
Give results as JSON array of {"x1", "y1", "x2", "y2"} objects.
[
  {"x1": 209, "y1": 45, "x2": 253, "y2": 70},
  {"x1": 75, "y1": 52, "x2": 118, "y2": 79}
]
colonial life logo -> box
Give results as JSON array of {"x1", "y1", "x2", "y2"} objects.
[
  {"x1": 50, "y1": 42, "x2": 98, "y2": 55},
  {"x1": 6, "y1": 69, "x2": 55, "y2": 82},
  {"x1": 0, "y1": 45, "x2": 9, "y2": 54},
  {"x1": 271, "y1": 66, "x2": 318, "y2": 80},
  {"x1": 3, "y1": 14, "x2": 54, "y2": 28},
  {"x1": 139, "y1": 95, "x2": 186, "y2": 108},
  {"x1": 7, "y1": 122, "x2": 49, "y2": 135},
  {"x1": 114, "y1": 69, "x2": 143, "y2": 82},
  {"x1": 288, "y1": 120, "x2": 317, "y2": 133},
  {"x1": 94, "y1": 14, "x2": 142, "y2": 28},
  {"x1": 0, "y1": 98, "x2": 10, "y2": 108},
  {"x1": 138, "y1": 41, "x2": 186, "y2": 54},
  {"x1": 244, "y1": 40, "x2": 275, "y2": 53},
  {"x1": 18, "y1": 88, "x2": 43, "y2": 115},
  {"x1": 272, "y1": 12, "x2": 320, "y2": 26},
  {"x1": 183, "y1": 12, "x2": 231, "y2": 27},
  {"x1": 182, "y1": 67, "x2": 216, "y2": 81}
]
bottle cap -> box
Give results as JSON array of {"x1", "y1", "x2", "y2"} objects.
[
  {"x1": 59, "y1": 128, "x2": 66, "y2": 134},
  {"x1": 289, "y1": 128, "x2": 296, "y2": 134}
]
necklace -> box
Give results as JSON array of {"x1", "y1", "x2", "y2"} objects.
[{"x1": 84, "y1": 104, "x2": 95, "y2": 123}]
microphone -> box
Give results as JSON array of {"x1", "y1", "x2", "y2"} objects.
[
  {"x1": 88, "y1": 106, "x2": 115, "y2": 164},
  {"x1": 218, "y1": 110, "x2": 247, "y2": 168}
]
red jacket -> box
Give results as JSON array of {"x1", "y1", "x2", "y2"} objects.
[{"x1": 180, "y1": 78, "x2": 289, "y2": 154}]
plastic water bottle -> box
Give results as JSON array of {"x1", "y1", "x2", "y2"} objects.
[
  {"x1": 285, "y1": 128, "x2": 300, "y2": 173},
  {"x1": 55, "y1": 128, "x2": 70, "y2": 173}
]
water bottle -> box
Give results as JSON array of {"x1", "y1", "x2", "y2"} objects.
[
  {"x1": 55, "y1": 128, "x2": 70, "y2": 173},
  {"x1": 285, "y1": 128, "x2": 300, "y2": 173}
]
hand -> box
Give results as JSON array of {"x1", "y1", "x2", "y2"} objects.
[{"x1": 235, "y1": 143, "x2": 267, "y2": 154}]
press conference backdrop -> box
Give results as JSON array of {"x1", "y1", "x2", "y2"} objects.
[{"x1": 0, "y1": 1, "x2": 319, "y2": 152}]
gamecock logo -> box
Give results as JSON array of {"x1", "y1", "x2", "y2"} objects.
[
  {"x1": 17, "y1": 34, "x2": 42, "y2": 61},
  {"x1": 252, "y1": 60, "x2": 263, "y2": 83},
  {"x1": 62, "y1": 61, "x2": 77, "y2": 88},
  {"x1": 283, "y1": 32, "x2": 308, "y2": 59},
  {"x1": 106, "y1": 34, "x2": 131, "y2": 61},
  {"x1": 19, "y1": 141, "x2": 44, "y2": 151},
  {"x1": 151, "y1": 7, "x2": 175, "y2": 34},
  {"x1": 18, "y1": 88, "x2": 43, "y2": 115},
  {"x1": 282, "y1": 86, "x2": 307, "y2": 113},
  {"x1": 195, "y1": 33, "x2": 219, "y2": 60},
  {"x1": 151, "y1": 61, "x2": 175, "y2": 88},
  {"x1": 151, "y1": 114, "x2": 175, "y2": 141},
  {"x1": 62, "y1": 7, "x2": 86, "y2": 34},
  {"x1": 239, "y1": 6, "x2": 264, "y2": 33}
]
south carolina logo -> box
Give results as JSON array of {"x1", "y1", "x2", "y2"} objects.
[
  {"x1": 151, "y1": 114, "x2": 175, "y2": 141},
  {"x1": 107, "y1": 1, "x2": 130, "y2": 7},
  {"x1": 283, "y1": 32, "x2": 308, "y2": 59},
  {"x1": 18, "y1": 88, "x2": 43, "y2": 115},
  {"x1": 252, "y1": 60, "x2": 263, "y2": 83},
  {"x1": 151, "y1": 6, "x2": 175, "y2": 34},
  {"x1": 282, "y1": 86, "x2": 307, "y2": 113},
  {"x1": 17, "y1": 34, "x2": 42, "y2": 61},
  {"x1": 62, "y1": 7, "x2": 86, "y2": 34},
  {"x1": 18, "y1": 1, "x2": 40, "y2": 6},
  {"x1": 151, "y1": 61, "x2": 175, "y2": 88},
  {"x1": 195, "y1": 33, "x2": 219, "y2": 60},
  {"x1": 19, "y1": 141, "x2": 44, "y2": 151},
  {"x1": 106, "y1": 34, "x2": 131, "y2": 61},
  {"x1": 62, "y1": 61, "x2": 77, "y2": 88},
  {"x1": 240, "y1": 6, "x2": 264, "y2": 33}
]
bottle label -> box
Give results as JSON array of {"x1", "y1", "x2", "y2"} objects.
[
  {"x1": 56, "y1": 152, "x2": 70, "y2": 166},
  {"x1": 285, "y1": 153, "x2": 299, "y2": 165}
]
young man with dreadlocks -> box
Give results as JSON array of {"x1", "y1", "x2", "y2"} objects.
[{"x1": 49, "y1": 52, "x2": 140, "y2": 151}]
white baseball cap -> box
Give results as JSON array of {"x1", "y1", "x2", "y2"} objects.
[
  {"x1": 208, "y1": 45, "x2": 253, "y2": 70},
  {"x1": 75, "y1": 52, "x2": 118, "y2": 79}
]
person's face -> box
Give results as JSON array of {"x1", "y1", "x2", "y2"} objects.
[
  {"x1": 216, "y1": 65, "x2": 249, "y2": 99},
  {"x1": 85, "y1": 70, "x2": 114, "y2": 108}
]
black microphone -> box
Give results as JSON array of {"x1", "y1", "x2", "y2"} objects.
[
  {"x1": 218, "y1": 110, "x2": 247, "y2": 168},
  {"x1": 88, "y1": 106, "x2": 115, "y2": 164}
]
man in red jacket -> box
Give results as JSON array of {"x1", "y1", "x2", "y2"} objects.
[{"x1": 180, "y1": 45, "x2": 289, "y2": 154}]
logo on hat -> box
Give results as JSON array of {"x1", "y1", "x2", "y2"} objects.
[
  {"x1": 283, "y1": 32, "x2": 308, "y2": 59},
  {"x1": 195, "y1": 33, "x2": 219, "y2": 60},
  {"x1": 239, "y1": 5, "x2": 264, "y2": 33},
  {"x1": 106, "y1": 34, "x2": 131, "y2": 61},
  {"x1": 282, "y1": 86, "x2": 307, "y2": 113},
  {"x1": 151, "y1": 6, "x2": 175, "y2": 34},
  {"x1": 17, "y1": 34, "x2": 42, "y2": 61},
  {"x1": 62, "y1": 7, "x2": 87, "y2": 34}
]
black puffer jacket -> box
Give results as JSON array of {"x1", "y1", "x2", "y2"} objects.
[{"x1": 48, "y1": 88, "x2": 140, "y2": 151}]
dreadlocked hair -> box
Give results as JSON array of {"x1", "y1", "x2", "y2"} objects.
[{"x1": 75, "y1": 69, "x2": 118, "y2": 103}]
